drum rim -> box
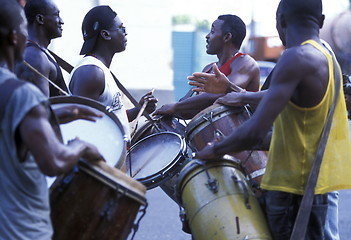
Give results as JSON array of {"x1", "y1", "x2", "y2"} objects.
[
  {"x1": 127, "y1": 131, "x2": 187, "y2": 189},
  {"x1": 175, "y1": 159, "x2": 243, "y2": 203},
  {"x1": 50, "y1": 96, "x2": 128, "y2": 168},
  {"x1": 78, "y1": 160, "x2": 147, "y2": 205},
  {"x1": 185, "y1": 105, "x2": 246, "y2": 138}
]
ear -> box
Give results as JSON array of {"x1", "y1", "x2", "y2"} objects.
[
  {"x1": 223, "y1": 32, "x2": 232, "y2": 43},
  {"x1": 8, "y1": 29, "x2": 18, "y2": 46},
  {"x1": 319, "y1": 14, "x2": 325, "y2": 29},
  {"x1": 279, "y1": 14, "x2": 287, "y2": 28},
  {"x1": 35, "y1": 14, "x2": 44, "y2": 25},
  {"x1": 100, "y1": 30, "x2": 111, "y2": 40}
]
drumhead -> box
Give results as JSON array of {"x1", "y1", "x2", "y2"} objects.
[
  {"x1": 49, "y1": 96, "x2": 127, "y2": 168},
  {"x1": 126, "y1": 132, "x2": 186, "y2": 188}
]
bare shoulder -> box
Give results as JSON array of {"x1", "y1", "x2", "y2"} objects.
[
  {"x1": 231, "y1": 54, "x2": 259, "y2": 71},
  {"x1": 24, "y1": 47, "x2": 51, "y2": 69},
  {"x1": 70, "y1": 65, "x2": 105, "y2": 98},
  {"x1": 202, "y1": 62, "x2": 216, "y2": 72}
]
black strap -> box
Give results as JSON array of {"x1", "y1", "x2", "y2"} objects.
[
  {"x1": 0, "y1": 78, "x2": 26, "y2": 121},
  {"x1": 47, "y1": 50, "x2": 155, "y2": 123},
  {"x1": 290, "y1": 51, "x2": 341, "y2": 240},
  {"x1": 26, "y1": 42, "x2": 68, "y2": 96}
]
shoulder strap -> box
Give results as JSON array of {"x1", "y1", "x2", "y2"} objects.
[
  {"x1": 290, "y1": 46, "x2": 341, "y2": 240},
  {"x1": 0, "y1": 79, "x2": 26, "y2": 121}
]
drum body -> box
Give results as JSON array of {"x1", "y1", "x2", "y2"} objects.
[
  {"x1": 176, "y1": 160, "x2": 272, "y2": 240},
  {"x1": 50, "y1": 160, "x2": 147, "y2": 240},
  {"x1": 185, "y1": 104, "x2": 267, "y2": 190},
  {"x1": 126, "y1": 132, "x2": 187, "y2": 191},
  {"x1": 50, "y1": 96, "x2": 127, "y2": 169},
  {"x1": 131, "y1": 115, "x2": 186, "y2": 145}
]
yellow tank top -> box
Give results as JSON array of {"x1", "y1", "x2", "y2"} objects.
[{"x1": 260, "y1": 40, "x2": 351, "y2": 195}]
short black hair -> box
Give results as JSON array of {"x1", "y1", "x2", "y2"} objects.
[
  {"x1": 281, "y1": 0, "x2": 323, "y2": 23},
  {"x1": 218, "y1": 14, "x2": 246, "y2": 49},
  {"x1": 0, "y1": 0, "x2": 24, "y2": 37},
  {"x1": 24, "y1": 0, "x2": 51, "y2": 24}
]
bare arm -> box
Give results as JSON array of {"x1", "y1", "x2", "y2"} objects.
[
  {"x1": 19, "y1": 104, "x2": 103, "y2": 176},
  {"x1": 69, "y1": 65, "x2": 105, "y2": 101}
]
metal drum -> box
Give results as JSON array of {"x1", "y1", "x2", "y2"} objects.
[
  {"x1": 185, "y1": 104, "x2": 267, "y2": 194},
  {"x1": 126, "y1": 132, "x2": 188, "y2": 193},
  {"x1": 176, "y1": 159, "x2": 272, "y2": 240},
  {"x1": 50, "y1": 160, "x2": 147, "y2": 240}
]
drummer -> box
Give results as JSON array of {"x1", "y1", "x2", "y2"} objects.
[
  {"x1": 68, "y1": 5, "x2": 157, "y2": 143},
  {"x1": 16, "y1": 0, "x2": 68, "y2": 97},
  {"x1": 0, "y1": 1, "x2": 104, "y2": 238},
  {"x1": 189, "y1": 0, "x2": 351, "y2": 238},
  {"x1": 154, "y1": 14, "x2": 260, "y2": 119}
]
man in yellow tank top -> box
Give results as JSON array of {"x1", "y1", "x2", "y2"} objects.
[{"x1": 188, "y1": 0, "x2": 351, "y2": 239}]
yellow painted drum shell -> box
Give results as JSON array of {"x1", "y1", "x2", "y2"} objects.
[{"x1": 177, "y1": 160, "x2": 272, "y2": 240}]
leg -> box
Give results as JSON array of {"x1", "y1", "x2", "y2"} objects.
[{"x1": 324, "y1": 191, "x2": 340, "y2": 240}]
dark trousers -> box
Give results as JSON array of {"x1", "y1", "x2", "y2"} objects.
[{"x1": 260, "y1": 190, "x2": 328, "y2": 240}]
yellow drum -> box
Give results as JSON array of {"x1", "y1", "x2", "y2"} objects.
[{"x1": 176, "y1": 160, "x2": 272, "y2": 240}]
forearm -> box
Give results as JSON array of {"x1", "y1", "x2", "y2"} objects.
[{"x1": 174, "y1": 93, "x2": 224, "y2": 119}]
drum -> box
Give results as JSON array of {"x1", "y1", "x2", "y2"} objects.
[
  {"x1": 176, "y1": 160, "x2": 272, "y2": 240},
  {"x1": 50, "y1": 96, "x2": 128, "y2": 169},
  {"x1": 131, "y1": 115, "x2": 186, "y2": 145},
  {"x1": 126, "y1": 132, "x2": 187, "y2": 192},
  {"x1": 50, "y1": 160, "x2": 147, "y2": 240},
  {"x1": 185, "y1": 104, "x2": 267, "y2": 192}
]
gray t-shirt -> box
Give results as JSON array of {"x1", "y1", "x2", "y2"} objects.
[{"x1": 0, "y1": 67, "x2": 53, "y2": 240}]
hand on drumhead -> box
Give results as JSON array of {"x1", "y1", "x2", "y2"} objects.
[
  {"x1": 215, "y1": 92, "x2": 246, "y2": 107},
  {"x1": 68, "y1": 138, "x2": 105, "y2": 163},
  {"x1": 188, "y1": 63, "x2": 230, "y2": 94},
  {"x1": 193, "y1": 141, "x2": 221, "y2": 161},
  {"x1": 54, "y1": 105, "x2": 103, "y2": 124}
]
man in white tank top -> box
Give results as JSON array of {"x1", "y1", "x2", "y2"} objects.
[{"x1": 68, "y1": 5, "x2": 157, "y2": 144}]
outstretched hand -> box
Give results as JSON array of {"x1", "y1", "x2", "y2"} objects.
[
  {"x1": 54, "y1": 105, "x2": 103, "y2": 124},
  {"x1": 188, "y1": 63, "x2": 230, "y2": 94}
]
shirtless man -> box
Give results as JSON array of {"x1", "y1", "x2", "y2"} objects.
[
  {"x1": 16, "y1": 0, "x2": 68, "y2": 97},
  {"x1": 154, "y1": 14, "x2": 259, "y2": 119}
]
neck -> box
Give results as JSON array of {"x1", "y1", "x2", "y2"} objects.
[
  {"x1": 88, "y1": 51, "x2": 113, "y2": 68},
  {"x1": 217, "y1": 48, "x2": 239, "y2": 67},
  {"x1": 285, "y1": 25, "x2": 320, "y2": 48},
  {"x1": 28, "y1": 27, "x2": 51, "y2": 49}
]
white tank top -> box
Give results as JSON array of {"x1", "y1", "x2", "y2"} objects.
[{"x1": 69, "y1": 56, "x2": 131, "y2": 140}]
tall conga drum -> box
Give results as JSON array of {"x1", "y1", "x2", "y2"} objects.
[
  {"x1": 50, "y1": 160, "x2": 147, "y2": 240},
  {"x1": 176, "y1": 160, "x2": 272, "y2": 240}
]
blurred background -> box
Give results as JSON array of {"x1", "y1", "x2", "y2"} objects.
[{"x1": 20, "y1": 0, "x2": 350, "y2": 104}]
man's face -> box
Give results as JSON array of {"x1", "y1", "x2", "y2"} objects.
[
  {"x1": 42, "y1": 1, "x2": 64, "y2": 40},
  {"x1": 106, "y1": 16, "x2": 127, "y2": 53},
  {"x1": 205, "y1": 19, "x2": 225, "y2": 55}
]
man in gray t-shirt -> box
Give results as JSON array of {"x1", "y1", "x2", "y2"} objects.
[{"x1": 0, "y1": 1, "x2": 103, "y2": 239}]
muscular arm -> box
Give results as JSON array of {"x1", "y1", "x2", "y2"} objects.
[
  {"x1": 16, "y1": 48, "x2": 54, "y2": 97},
  {"x1": 227, "y1": 55, "x2": 260, "y2": 92},
  {"x1": 19, "y1": 104, "x2": 102, "y2": 176},
  {"x1": 69, "y1": 65, "x2": 105, "y2": 101}
]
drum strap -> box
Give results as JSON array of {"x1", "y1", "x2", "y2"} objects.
[
  {"x1": 47, "y1": 50, "x2": 156, "y2": 123},
  {"x1": 290, "y1": 50, "x2": 341, "y2": 240}
]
